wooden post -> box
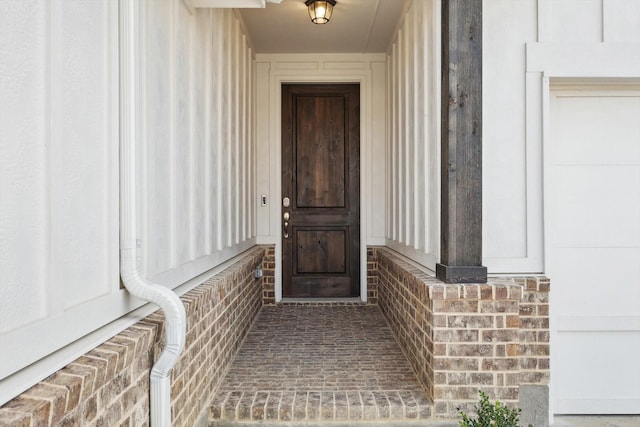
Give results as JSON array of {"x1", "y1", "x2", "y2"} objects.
[{"x1": 436, "y1": 0, "x2": 487, "y2": 283}]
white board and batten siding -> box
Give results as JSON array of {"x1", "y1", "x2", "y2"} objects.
[
  {"x1": 0, "y1": 2, "x2": 256, "y2": 404},
  {"x1": 0, "y1": 0, "x2": 120, "y2": 403},
  {"x1": 385, "y1": 0, "x2": 441, "y2": 271},
  {"x1": 484, "y1": 0, "x2": 640, "y2": 417}
]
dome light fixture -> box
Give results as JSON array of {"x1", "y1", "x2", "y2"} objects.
[{"x1": 305, "y1": 0, "x2": 336, "y2": 24}]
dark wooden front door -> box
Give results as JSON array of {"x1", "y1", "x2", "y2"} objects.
[{"x1": 281, "y1": 84, "x2": 360, "y2": 298}]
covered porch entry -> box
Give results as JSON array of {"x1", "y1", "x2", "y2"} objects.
[{"x1": 198, "y1": 247, "x2": 549, "y2": 425}]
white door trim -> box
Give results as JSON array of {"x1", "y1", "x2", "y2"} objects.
[{"x1": 254, "y1": 54, "x2": 386, "y2": 303}]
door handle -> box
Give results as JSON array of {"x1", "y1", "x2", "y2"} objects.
[{"x1": 283, "y1": 212, "x2": 290, "y2": 239}]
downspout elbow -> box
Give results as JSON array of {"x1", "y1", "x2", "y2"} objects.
[{"x1": 120, "y1": 248, "x2": 186, "y2": 427}]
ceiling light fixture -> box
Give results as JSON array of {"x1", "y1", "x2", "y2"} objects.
[{"x1": 305, "y1": 0, "x2": 336, "y2": 24}]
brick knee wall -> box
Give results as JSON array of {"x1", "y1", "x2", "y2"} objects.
[
  {"x1": 371, "y1": 247, "x2": 550, "y2": 419},
  {"x1": 0, "y1": 246, "x2": 270, "y2": 427},
  {"x1": 374, "y1": 247, "x2": 436, "y2": 402}
]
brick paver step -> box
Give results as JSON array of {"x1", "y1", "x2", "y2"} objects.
[{"x1": 208, "y1": 305, "x2": 436, "y2": 425}]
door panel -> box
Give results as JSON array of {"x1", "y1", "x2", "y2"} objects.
[
  {"x1": 282, "y1": 84, "x2": 360, "y2": 298},
  {"x1": 296, "y1": 229, "x2": 346, "y2": 274},
  {"x1": 295, "y1": 96, "x2": 346, "y2": 208}
]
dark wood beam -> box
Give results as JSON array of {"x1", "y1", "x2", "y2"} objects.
[{"x1": 436, "y1": 0, "x2": 487, "y2": 284}]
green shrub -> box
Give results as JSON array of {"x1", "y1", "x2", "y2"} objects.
[{"x1": 459, "y1": 391, "x2": 532, "y2": 427}]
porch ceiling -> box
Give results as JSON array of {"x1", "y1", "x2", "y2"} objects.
[{"x1": 239, "y1": 0, "x2": 409, "y2": 53}]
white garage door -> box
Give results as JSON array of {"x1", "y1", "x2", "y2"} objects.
[{"x1": 548, "y1": 86, "x2": 640, "y2": 415}]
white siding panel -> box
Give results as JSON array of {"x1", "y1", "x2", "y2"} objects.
[
  {"x1": 540, "y1": 0, "x2": 603, "y2": 42},
  {"x1": 483, "y1": 0, "x2": 538, "y2": 264},
  {"x1": 213, "y1": 10, "x2": 225, "y2": 251},
  {"x1": 386, "y1": 0, "x2": 439, "y2": 269},
  {"x1": 52, "y1": 1, "x2": 118, "y2": 309},
  {"x1": 247, "y1": 44, "x2": 255, "y2": 241},
  {"x1": 604, "y1": 0, "x2": 640, "y2": 42},
  {"x1": 0, "y1": 0, "x2": 49, "y2": 332},
  {"x1": 142, "y1": 7, "x2": 257, "y2": 285},
  {"x1": 425, "y1": 0, "x2": 439, "y2": 257},
  {"x1": 175, "y1": 0, "x2": 194, "y2": 267},
  {"x1": 255, "y1": 61, "x2": 271, "y2": 239},
  {"x1": 194, "y1": 10, "x2": 208, "y2": 260},
  {"x1": 370, "y1": 60, "x2": 387, "y2": 240},
  {"x1": 391, "y1": 42, "x2": 399, "y2": 242},
  {"x1": 413, "y1": 5, "x2": 425, "y2": 251},
  {"x1": 221, "y1": 11, "x2": 231, "y2": 248},
  {"x1": 403, "y1": 23, "x2": 413, "y2": 248},
  {"x1": 232, "y1": 17, "x2": 241, "y2": 245},
  {"x1": 144, "y1": 0, "x2": 173, "y2": 277}
]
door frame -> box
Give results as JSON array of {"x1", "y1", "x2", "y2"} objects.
[{"x1": 258, "y1": 58, "x2": 384, "y2": 303}]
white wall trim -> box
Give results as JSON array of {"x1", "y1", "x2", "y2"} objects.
[
  {"x1": 527, "y1": 42, "x2": 640, "y2": 77},
  {"x1": 483, "y1": 70, "x2": 545, "y2": 274},
  {"x1": 150, "y1": 239, "x2": 257, "y2": 287},
  {"x1": 385, "y1": 239, "x2": 437, "y2": 273}
]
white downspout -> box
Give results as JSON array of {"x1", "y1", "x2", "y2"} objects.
[{"x1": 119, "y1": 2, "x2": 186, "y2": 427}]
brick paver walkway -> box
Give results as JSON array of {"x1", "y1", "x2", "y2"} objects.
[{"x1": 209, "y1": 304, "x2": 433, "y2": 424}]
